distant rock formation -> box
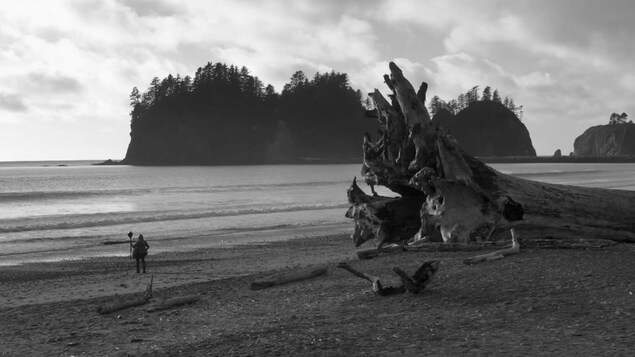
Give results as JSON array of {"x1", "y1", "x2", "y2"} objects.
[
  {"x1": 573, "y1": 123, "x2": 635, "y2": 157},
  {"x1": 553, "y1": 149, "x2": 562, "y2": 157},
  {"x1": 121, "y1": 65, "x2": 375, "y2": 165},
  {"x1": 432, "y1": 101, "x2": 536, "y2": 157}
]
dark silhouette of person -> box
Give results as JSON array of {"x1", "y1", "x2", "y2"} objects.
[{"x1": 131, "y1": 234, "x2": 150, "y2": 273}]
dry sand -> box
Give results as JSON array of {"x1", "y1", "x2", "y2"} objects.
[{"x1": 1, "y1": 229, "x2": 635, "y2": 356}]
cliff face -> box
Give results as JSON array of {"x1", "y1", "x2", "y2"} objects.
[
  {"x1": 573, "y1": 123, "x2": 635, "y2": 157},
  {"x1": 432, "y1": 101, "x2": 536, "y2": 157}
]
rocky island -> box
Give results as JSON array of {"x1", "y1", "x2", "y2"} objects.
[
  {"x1": 433, "y1": 101, "x2": 536, "y2": 157},
  {"x1": 573, "y1": 122, "x2": 635, "y2": 157}
]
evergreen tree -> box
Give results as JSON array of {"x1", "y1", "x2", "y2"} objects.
[
  {"x1": 466, "y1": 86, "x2": 479, "y2": 105},
  {"x1": 129, "y1": 87, "x2": 140, "y2": 107},
  {"x1": 428, "y1": 95, "x2": 443, "y2": 116},
  {"x1": 481, "y1": 86, "x2": 492, "y2": 101},
  {"x1": 492, "y1": 89, "x2": 501, "y2": 103},
  {"x1": 507, "y1": 98, "x2": 516, "y2": 113},
  {"x1": 457, "y1": 94, "x2": 466, "y2": 111}
]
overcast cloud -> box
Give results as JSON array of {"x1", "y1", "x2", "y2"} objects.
[{"x1": 1, "y1": 0, "x2": 634, "y2": 160}]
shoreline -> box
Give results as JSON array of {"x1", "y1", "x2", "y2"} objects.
[
  {"x1": 98, "y1": 156, "x2": 635, "y2": 166},
  {"x1": 0, "y1": 222, "x2": 352, "y2": 267}
]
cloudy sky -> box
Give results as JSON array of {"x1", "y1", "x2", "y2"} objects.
[{"x1": 1, "y1": 0, "x2": 634, "y2": 161}]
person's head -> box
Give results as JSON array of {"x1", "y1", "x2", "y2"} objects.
[{"x1": 138, "y1": 234, "x2": 144, "y2": 241}]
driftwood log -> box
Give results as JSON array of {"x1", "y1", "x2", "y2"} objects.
[
  {"x1": 347, "y1": 62, "x2": 635, "y2": 251},
  {"x1": 96, "y1": 275, "x2": 153, "y2": 315},
  {"x1": 146, "y1": 295, "x2": 199, "y2": 312},
  {"x1": 250, "y1": 264, "x2": 328, "y2": 290},
  {"x1": 463, "y1": 228, "x2": 521, "y2": 264}
]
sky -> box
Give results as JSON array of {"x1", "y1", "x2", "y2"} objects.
[{"x1": 1, "y1": 0, "x2": 634, "y2": 161}]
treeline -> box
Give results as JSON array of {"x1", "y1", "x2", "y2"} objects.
[
  {"x1": 608, "y1": 112, "x2": 630, "y2": 125},
  {"x1": 125, "y1": 62, "x2": 374, "y2": 164},
  {"x1": 428, "y1": 86, "x2": 523, "y2": 120}
]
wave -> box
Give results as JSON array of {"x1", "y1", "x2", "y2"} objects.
[
  {"x1": 0, "y1": 179, "x2": 354, "y2": 202},
  {"x1": 0, "y1": 202, "x2": 350, "y2": 234},
  {"x1": 0, "y1": 188, "x2": 153, "y2": 202}
]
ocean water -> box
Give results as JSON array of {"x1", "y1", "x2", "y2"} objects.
[{"x1": 1, "y1": 161, "x2": 634, "y2": 266}]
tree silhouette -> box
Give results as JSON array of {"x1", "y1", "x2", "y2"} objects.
[
  {"x1": 481, "y1": 86, "x2": 492, "y2": 101},
  {"x1": 492, "y1": 89, "x2": 501, "y2": 103}
]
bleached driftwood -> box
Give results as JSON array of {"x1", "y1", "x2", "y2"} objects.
[
  {"x1": 463, "y1": 229, "x2": 520, "y2": 264},
  {"x1": 250, "y1": 264, "x2": 328, "y2": 290},
  {"x1": 97, "y1": 275, "x2": 153, "y2": 315}
]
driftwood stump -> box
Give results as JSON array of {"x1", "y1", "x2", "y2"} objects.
[{"x1": 347, "y1": 62, "x2": 635, "y2": 250}]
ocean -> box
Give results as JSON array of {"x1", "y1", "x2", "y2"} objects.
[{"x1": 1, "y1": 161, "x2": 634, "y2": 266}]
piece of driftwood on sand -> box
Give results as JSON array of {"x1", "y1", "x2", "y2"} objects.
[
  {"x1": 346, "y1": 62, "x2": 635, "y2": 258},
  {"x1": 146, "y1": 295, "x2": 200, "y2": 312},
  {"x1": 250, "y1": 264, "x2": 328, "y2": 290},
  {"x1": 463, "y1": 229, "x2": 521, "y2": 264},
  {"x1": 337, "y1": 260, "x2": 439, "y2": 296},
  {"x1": 96, "y1": 275, "x2": 153, "y2": 315}
]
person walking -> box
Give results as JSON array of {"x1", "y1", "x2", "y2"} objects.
[{"x1": 131, "y1": 234, "x2": 150, "y2": 273}]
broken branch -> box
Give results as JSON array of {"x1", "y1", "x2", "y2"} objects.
[
  {"x1": 337, "y1": 260, "x2": 439, "y2": 296},
  {"x1": 463, "y1": 229, "x2": 520, "y2": 264}
]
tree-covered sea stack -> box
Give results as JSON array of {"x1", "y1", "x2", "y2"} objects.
[{"x1": 123, "y1": 63, "x2": 375, "y2": 165}]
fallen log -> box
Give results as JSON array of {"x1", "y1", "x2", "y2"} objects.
[
  {"x1": 250, "y1": 264, "x2": 328, "y2": 290},
  {"x1": 521, "y1": 237, "x2": 617, "y2": 249},
  {"x1": 356, "y1": 242, "x2": 499, "y2": 260},
  {"x1": 97, "y1": 275, "x2": 153, "y2": 315},
  {"x1": 337, "y1": 260, "x2": 439, "y2": 296},
  {"x1": 463, "y1": 229, "x2": 520, "y2": 264},
  {"x1": 97, "y1": 296, "x2": 149, "y2": 315},
  {"x1": 146, "y1": 294, "x2": 199, "y2": 312},
  {"x1": 347, "y1": 62, "x2": 635, "y2": 250}
]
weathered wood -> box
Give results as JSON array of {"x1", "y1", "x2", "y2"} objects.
[
  {"x1": 463, "y1": 229, "x2": 520, "y2": 264},
  {"x1": 346, "y1": 62, "x2": 635, "y2": 250},
  {"x1": 96, "y1": 275, "x2": 153, "y2": 315},
  {"x1": 146, "y1": 295, "x2": 199, "y2": 312},
  {"x1": 337, "y1": 262, "x2": 404, "y2": 296},
  {"x1": 337, "y1": 260, "x2": 439, "y2": 296},
  {"x1": 520, "y1": 237, "x2": 617, "y2": 249},
  {"x1": 97, "y1": 296, "x2": 149, "y2": 315},
  {"x1": 250, "y1": 264, "x2": 328, "y2": 290}
]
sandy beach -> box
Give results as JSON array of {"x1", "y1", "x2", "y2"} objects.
[{"x1": 2, "y1": 227, "x2": 635, "y2": 356}]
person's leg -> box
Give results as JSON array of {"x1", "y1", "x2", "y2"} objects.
[
  {"x1": 135, "y1": 258, "x2": 140, "y2": 273},
  {"x1": 141, "y1": 256, "x2": 146, "y2": 273}
]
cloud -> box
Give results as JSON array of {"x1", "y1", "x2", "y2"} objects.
[
  {"x1": 25, "y1": 72, "x2": 83, "y2": 94},
  {"x1": 0, "y1": 92, "x2": 27, "y2": 112},
  {"x1": 118, "y1": 0, "x2": 182, "y2": 18},
  {"x1": 513, "y1": 72, "x2": 552, "y2": 88}
]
